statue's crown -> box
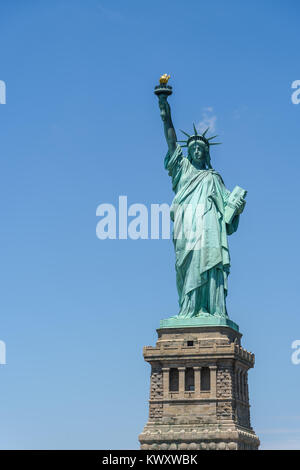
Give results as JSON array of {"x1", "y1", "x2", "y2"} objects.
[{"x1": 177, "y1": 124, "x2": 221, "y2": 148}]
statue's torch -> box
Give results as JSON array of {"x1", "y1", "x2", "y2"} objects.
[{"x1": 154, "y1": 74, "x2": 173, "y2": 97}]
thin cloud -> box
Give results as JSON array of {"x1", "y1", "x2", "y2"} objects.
[{"x1": 196, "y1": 107, "x2": 217, "y2": 134}]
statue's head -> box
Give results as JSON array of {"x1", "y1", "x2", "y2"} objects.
[
  {"x1": 177, "y1": 125, "x2": 221, "y2": 169},
  {"x1": 188, "y1": 139, "x2": 210, "y2": 168}
]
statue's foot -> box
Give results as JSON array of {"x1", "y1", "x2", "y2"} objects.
[
  {"x1": 173, "y1": 312, "x2": 195, "y2": 319},
  {"x1": 195, "y1": 309, "x2": 210, "y2": 318},
  {"x1": 212, "y1": 311, "x2": 229, "y2": 319}
]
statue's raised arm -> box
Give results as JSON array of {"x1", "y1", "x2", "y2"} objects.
[{"x1": 154, "y1": 75, "x2": 177, "y2": 154}]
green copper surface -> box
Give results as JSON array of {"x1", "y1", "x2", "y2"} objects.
[
  {"x1": 159, "y1": 316, "x2": 239, "y2": 332},
  {"x1": 155, "y1": 78, "x2": 246, "y2": 329}
]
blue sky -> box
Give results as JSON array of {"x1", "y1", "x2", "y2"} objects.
[{"x1": 0, "y1": 0, "x2": 299, "y2": 449}]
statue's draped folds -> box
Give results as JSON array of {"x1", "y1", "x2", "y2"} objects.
[{"x1": 165, "y1": 145, "x2": 240, "y2": 318}]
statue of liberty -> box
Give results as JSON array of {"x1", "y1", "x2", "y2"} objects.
[{"x1": 155, "y1": 75, "x2": 246, "y2": 328}]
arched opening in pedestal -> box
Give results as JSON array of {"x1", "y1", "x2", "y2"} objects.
[
  {"x1": 185, "y1": 367, "x2": 195, "y2": 391},
  {"x1": 201, "y1": 367, "x2": 211, "y2": 391},
  {"x1": 169, "y1": 368, "x2": 179, "y2": 391}
]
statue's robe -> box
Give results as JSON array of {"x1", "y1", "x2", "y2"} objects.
[{"x1": 165, "y1": 145, "x2": 240, "y2": 318}]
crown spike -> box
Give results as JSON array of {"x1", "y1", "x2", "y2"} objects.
[
  {"x1": 209, "y1": 142, "x2": 222, "y2": 146},
  {"x1": 193, "y1": 123, "x2": 198, "y2": 135},
  {"x1": 180, "y1": 129, "x2": 191, "y2": 138},
  {"x1": 202, "y1": 127, "x2": 209, "y2": 137},
  {"x1": 207, "y1": 135, "x2": 218, "y2": 141}
]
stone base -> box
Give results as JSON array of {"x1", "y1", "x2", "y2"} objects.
[
  {"x1": 139, "y1": 325, "x2": 260, "y2": 450},
  {"x1": 139, "y1": 423, "x2": 260, "y2": 450}
]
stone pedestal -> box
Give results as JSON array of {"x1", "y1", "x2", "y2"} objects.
[{"x1": 139, "y1": 326, "x2": 260, "y2": 450}]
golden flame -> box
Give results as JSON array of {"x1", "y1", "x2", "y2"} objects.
[{"x1": 159, "y1": 74, "x2": 170, "y2": 85}]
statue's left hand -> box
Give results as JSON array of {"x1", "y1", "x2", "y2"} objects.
[{"x1": 236, "y1": 197, "x2": 246, "y2": 215}]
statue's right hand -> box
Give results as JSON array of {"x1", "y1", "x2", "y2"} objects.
[{"x1": 158, "y1": 95, "x2": 170, "y2": 121}]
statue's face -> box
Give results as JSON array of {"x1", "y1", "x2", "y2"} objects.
[{"x1": 188, "y1": 140, "x2": 207, "y2": 164}]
